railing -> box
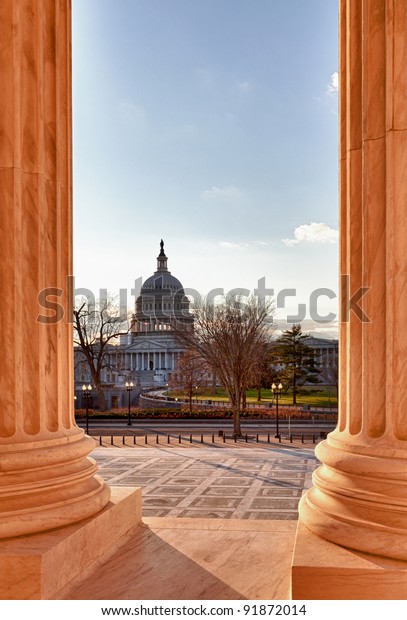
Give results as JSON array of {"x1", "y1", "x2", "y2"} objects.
[{"x1": 94, "y1": 430, "x2": 327, "y2": 447}]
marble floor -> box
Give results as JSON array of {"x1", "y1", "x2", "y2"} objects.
[
  {"x1": 61, "y1": 518, "x2": 297, "y2": 600},
  {"x1": 93, "y1": 444, "x2": 318, "y2": 520},
  {"x1": 58, "y1": 445, "x2": 318, "y2": 600}
]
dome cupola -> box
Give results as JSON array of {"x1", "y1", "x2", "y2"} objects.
[{"x1": 157, "y1": 239, "x2": 168, "y2": 271}]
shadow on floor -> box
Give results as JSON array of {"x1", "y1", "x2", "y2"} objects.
[{"x1": 61, "y1": 518, "x2": 295, "y2": 600}]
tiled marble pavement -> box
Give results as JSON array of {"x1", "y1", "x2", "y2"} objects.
[{"x1": 93, "y1": 445, "x2": 318, "y2": 520}]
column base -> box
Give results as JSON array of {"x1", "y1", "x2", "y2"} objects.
[
  {"x1": 299, "y1": 438, "x2": 407, "y2": 561},
  {"x1": 291, "y1": 519, "x2": 407, "y2": 600},
  {"x1": 0, "y1": 486, "x2": 142, "y2": 600}
]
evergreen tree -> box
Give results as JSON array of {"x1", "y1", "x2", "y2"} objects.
[{"x1": 275, "y1": 324, "x2": 319, "y2": 405}]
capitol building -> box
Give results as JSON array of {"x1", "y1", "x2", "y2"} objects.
[
  {"x1": 75, "y1": 240, "x2": 338, "y2": 409},
  {"x1": 74, "y1": 240, "x2": 193, "y2": 409}
]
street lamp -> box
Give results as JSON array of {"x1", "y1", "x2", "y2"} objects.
[
  {"x1": 125, "y1": 381, "x2": 134, "y2": 426},
  {"x1": 82, "y1": 384, "x2": 92, "y2": 435},
  {"x1": 272, "y1": 382, "x2": 283, "y2": 438}
]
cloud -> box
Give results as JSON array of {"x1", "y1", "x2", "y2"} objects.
[
  {"x1": 274, "y1": 318, "x2": 339, "y2": 338},
  {"x1": 219, "y1": 240, "x2": 267, "y2": 251},
  {"x1": 201, "y1": 185, "x2": 245, "y2": 204},
  {"x1": 282, "y1": 223, "x2": 339, "y2": 247},
  {"x1": 219, "y1": 241, "x2": 249, "y2": 250},
  {"x1": 327, "y1": 71, "x2": 338, "y2": 95},
  {"x1": 237, "y1": 81, "x2": 251, "y2": 94}
]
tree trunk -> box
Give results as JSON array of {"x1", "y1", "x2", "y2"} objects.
[
  {"x1": 89, "y1": 366, "x2": 106, "y2": 410},
  {"x1": 257, "y1": 384, "x2": 261, "y2": 401},
  {"x1": 96, "y1": 385, "x2": 106, "y2": 410},
  {"x1": 227, "y1": 388, "x2": 242, "y2": 438},
  {"x1": 233, "y1": 406, "x2": 242, "y2": 438}
]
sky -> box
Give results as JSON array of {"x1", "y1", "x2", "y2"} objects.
[{"x1": 72, "y1": 0, "x2": 339, "y2": 337}]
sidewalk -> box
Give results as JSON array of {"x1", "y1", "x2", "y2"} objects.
[{"x1": 93, "y1": 444, "x2": 318, "y2": 520}]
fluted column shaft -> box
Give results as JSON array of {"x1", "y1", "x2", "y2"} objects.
[
  {"x1": 0, "y1": 0, "x2": 110, "y2": 539},
  {"x1": 300, "y1": 0, "x2": 407, "y2": 560}
]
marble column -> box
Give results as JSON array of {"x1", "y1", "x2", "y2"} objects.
[
  {"x1": 0, "y1": 0, "x2": 110, "y2": 539},
  {"x1": 299, "y1": 0, "x2": 407, "y2": 561}
]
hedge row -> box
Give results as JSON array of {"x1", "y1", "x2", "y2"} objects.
[{"x1": 74, "y1": 408, "x2": 333, "y2": 420}]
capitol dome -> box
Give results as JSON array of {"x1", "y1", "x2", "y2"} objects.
[
  {"x1": 132, "y1": 240, "x2": 193, "y2": 334},
  {"x1": 141, "y1": 273, "x2": 184, "y2": 293}
]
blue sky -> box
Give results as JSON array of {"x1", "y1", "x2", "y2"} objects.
[{"x1": 72, "y1": 0, "x2": 339, "y2": 336}]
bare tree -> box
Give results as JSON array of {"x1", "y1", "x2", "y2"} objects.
[
  {"x1": 170, "y1": 350, "x2": 209, "y2": 411},
  {"x1": 173, "y1": 295, "x2": 274, "y2": 437},
  {"x1": 73, "y1": 296, "x2": 129, "y2": 410},
  {"x1": 320, "y1": 356, "x2": 339, "y2": 398},
  {"x1": 246, "y1": 342, "x2": 275, "y2": 401}
]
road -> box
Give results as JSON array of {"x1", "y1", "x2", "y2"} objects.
[{"x1": 77, "y1": 418, "x2": 336, "y2": 437}]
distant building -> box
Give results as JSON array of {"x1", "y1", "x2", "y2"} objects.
[
  {"x1": 306, "y1": 336, "x2": 338, "y2": 375},
  {"x1": 269, "y1": 334, "x2": 338, "y2": 386}
]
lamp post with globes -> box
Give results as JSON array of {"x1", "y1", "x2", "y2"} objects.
[
  {"x1": 125, "y1": 381, "x2": 134, "y2": 426},
  {"x1": 272, "y1": 382, "x2": 283, "y2": 438},
  {"x1": 82, "y1": 384, "x2": 92, "y2": 435}
]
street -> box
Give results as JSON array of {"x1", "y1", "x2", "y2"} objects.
[{"x1": 77, "y1": 417, "x2": 336, "y2": 437}]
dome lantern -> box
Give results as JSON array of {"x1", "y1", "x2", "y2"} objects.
[{"x1": 157, "y1": 239, "x2": 168, "y2": 272}]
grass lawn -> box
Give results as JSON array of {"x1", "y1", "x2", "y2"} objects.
[{"x1": 168, "y1": 386, "x2": 338, "y2": 408}]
